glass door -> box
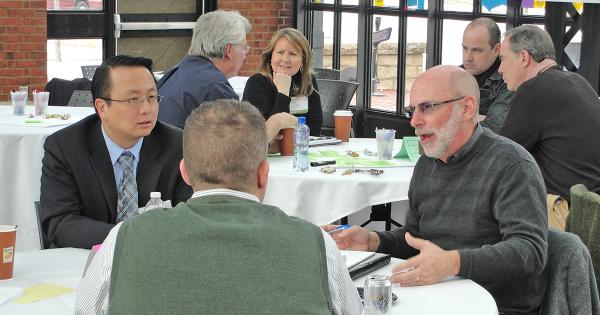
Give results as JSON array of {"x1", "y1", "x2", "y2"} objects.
[{"x1": 114, "y1": 0, "x2": 212, "y2": 72}]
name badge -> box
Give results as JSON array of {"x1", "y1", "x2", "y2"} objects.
[{"x1": 290, "y1": 96, "x2": 309, "y2": 114}]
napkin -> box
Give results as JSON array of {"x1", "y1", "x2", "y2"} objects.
[{"x1": 12, "y1": 284, "x2": 74, "y2": 304}]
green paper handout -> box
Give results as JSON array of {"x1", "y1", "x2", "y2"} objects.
[{"x1": 394, "y1": 136, "x2": 421, "y2": 163}]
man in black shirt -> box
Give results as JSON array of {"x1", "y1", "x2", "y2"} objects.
[{"x1": 461, "y1": 17, "x2": 512, "y2": 132}]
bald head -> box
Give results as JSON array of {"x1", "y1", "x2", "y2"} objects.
[{"x1": 412, "y1": 65, "x2": 480, "y2": 123}]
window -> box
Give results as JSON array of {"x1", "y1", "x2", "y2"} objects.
[{"x1": 298, "y1": 0, "x2": 545, "y2": 137}]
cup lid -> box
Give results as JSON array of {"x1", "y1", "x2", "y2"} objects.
[
  {"x1": 0, "y1": 225, "x2": 17, "y2": 232},
  {"x1": 334, "y1": 110, "x2": 353, "y2": 116}
]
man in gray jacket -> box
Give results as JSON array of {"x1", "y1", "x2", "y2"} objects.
[{"x1": 327, "y1": 65, "x2": 548, "y2": 314}]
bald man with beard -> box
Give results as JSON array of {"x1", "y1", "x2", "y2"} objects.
[{"x1": 326, "y1": 65, "x2": 548, "y2": 314}]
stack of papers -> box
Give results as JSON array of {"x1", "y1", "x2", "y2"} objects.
[{"x1": 341, "y1": 250, "x2": 376, "y2": 269}]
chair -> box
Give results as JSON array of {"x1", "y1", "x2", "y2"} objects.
[
  {"x1": 45, "y1": 77, "x2": 92, "y2": 106},
  {"x1": 316, "y1": 79, "x2": 359, "y2": 136},
  {"x1": 539, "y1": 228, "x2": 600, "y2": 314},
  {"x1": 34, "y1": 201, "x2": 50, "y2": 249},
  {"x1": 566, "y1": 184, "x2": 600, "y2": 290},
  {"x1": 359, "y1": 203, "x2": 403, "y2": 231},
  {"x1": 67, "y1": 90, "x2": 94, "y2": 107},
  {"x1": 81, "y1": 65, "x2": 99, "y2": 80},
  {"x1": 340, "y1": 66, "x2": 357, "y2": 82},
  {"x1": 313, "y1": 68, "x2": 341, "y2": 80}
]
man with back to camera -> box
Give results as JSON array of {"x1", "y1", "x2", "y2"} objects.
[
  {"x1": 461, "y1": 17, "x2": 512, "y2": 132},
  {"x1": 74, "y1": 99, "x2": 363, "y2": 315},
  {"x1": 326, "y1": 65, "x2": 548, "y2": 314},
  {"x1": 40, "y1": 55, "x2": 192, "y2": 249},
  {"x1": 497, "y1": 25, "x2": 600, "y2": 230},
  {"x1": 156, "y1": 10, "x2": 249, "y2": 129}
]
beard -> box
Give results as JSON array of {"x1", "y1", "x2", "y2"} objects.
[{"x1": 416, "y1": 104, "x2": 462, "y2": 159}]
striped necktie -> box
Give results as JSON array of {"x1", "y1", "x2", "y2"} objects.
[{"x1": 116, "y1": 151, "x2": 138, "y2": 222}]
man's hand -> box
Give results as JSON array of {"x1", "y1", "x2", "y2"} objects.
[
  {"x1": 390, "y1": 232, "x2": 460, "y2": 286},
  {"x1": 273, "y1": 72, "x2": 292, "y2": 96},
  {"x1": 322, "y1": 225, "x2": 380, "y2": 252}
]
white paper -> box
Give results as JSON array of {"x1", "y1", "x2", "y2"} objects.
[{"x1": 340, "y1": 250, "x2": 376, "y2": 269}]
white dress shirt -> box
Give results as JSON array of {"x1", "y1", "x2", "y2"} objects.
[{"x1": 74, "y1": 188, "x2": 362, "y2": 315}]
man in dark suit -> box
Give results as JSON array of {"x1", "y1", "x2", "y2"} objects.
[{"x1": 40, "y1": 55, "x2": 192, "y2": 249}]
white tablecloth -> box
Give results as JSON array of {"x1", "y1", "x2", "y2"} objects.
[
  {"x1": 354, "y1": 258, "x2": 499, "y2": 315},
  {"x1": 228, "y1": 76, "x2": 249, "y2": 100},
  {"x1": 264, "y1": 138, "x2": 414, "y2": 225},
  {"x1": 0, "y1": 106, "x2": 95, "y2": 251},
  {"x1": 0, "y1": 248, "x2": 498, "y2": 314},
  {"x1": 0, "y1": 248, "x2": 88, "y2": 314}
]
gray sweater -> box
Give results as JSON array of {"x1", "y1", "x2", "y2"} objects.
[{"x1": 377, "y1": 126, "x2": 548, "y2": 314}]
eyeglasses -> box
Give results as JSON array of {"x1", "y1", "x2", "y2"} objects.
[
  {"x1": 100, "y1": 95, "x2": 162, "y2": 107},
  {"x1": 233, "y1": 43, "x2": 251, "y2": 55},
  {"x1": 404, "y1": 96, "x2": 465, "y2": 118}
]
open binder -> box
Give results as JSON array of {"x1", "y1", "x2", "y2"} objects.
[{"x1": 348, "y1": 252, "x2": 391, "y2": 280}]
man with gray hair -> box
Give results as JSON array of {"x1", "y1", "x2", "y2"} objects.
[
  {"x1": 75, "y1": 99, "x2": 362, "y2": 314},
  {"x1": 157, "y1": 10, "x2": 251, "y2": 129},
  {"x1": 498, "y1": 25, "x2": 600, "y2": 230},
  {"x1": 461, "y1": 17, "x2": 512, "y2": 132},
  {"x1": 327, "y1": 65, "x2": 548, "y2": 314}
]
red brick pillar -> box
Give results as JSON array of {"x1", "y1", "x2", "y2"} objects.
[
  {"x1": 219, "y1": 0, "x2": 293, "y2": 76},
  {"x1": 0, "y1": 1, "x2": 47, "y2": 101}
]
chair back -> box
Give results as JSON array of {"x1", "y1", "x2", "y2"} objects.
[
  {"x1": 34, "y1": 201, "x2": 50, "y2": 249},
  {"x1": 313, "y1": 68, "x2": 341, "y2": 80},
  {"x1": 81, "y1": 65, "x2": 99, "y2": 80},
  {"x1": 567, "y1": 184, "x2": 600, "y2": 290},
  {"x1": 540, "y1": 228, "x2": 600, "y2": 314},
  {"x1": 317, "y1": 79, "x2": 359, "y2": 136},
  {"x1": 340, "y1": 66, "x2": 357, "y2": 82},
  {"x1": 67, "y1": 90, "x2": 94, "y2": 107},
  {"x1": 45, "y1": 77, "x2": 92, "y2": 106}
]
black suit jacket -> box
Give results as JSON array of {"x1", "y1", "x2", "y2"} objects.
[{"x1": 40, "y1": 114, "x2": 192, "y2": 249}]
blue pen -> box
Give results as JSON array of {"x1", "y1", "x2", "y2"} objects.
[{"x1": 328, "y1": 224, "x2": 351, "y2": 235}]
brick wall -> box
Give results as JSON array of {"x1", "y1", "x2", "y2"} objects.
[
  {"x1": 219, "y1": 0, "x2": 293, "y2": 76},
  {"x1": 0, "y1": 1, "x2": 47, "y2": 101}
]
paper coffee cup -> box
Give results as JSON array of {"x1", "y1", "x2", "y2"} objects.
[
  {"x1": 334, "y1": 110, "x2": 353, "y2": 142},
  {"x1": 0, "y1": 225, "x2": 17, "y2": 280},
  {"x1": 279, "y1": 127, "x2": 295, "y2": 156}
]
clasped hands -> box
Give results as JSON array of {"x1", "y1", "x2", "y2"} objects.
[{"x1": 322, "y1": 225, "x2": 460, "y2": 286}]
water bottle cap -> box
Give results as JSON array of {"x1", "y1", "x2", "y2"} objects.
[
  {"x1": 150, "y1": 192, "x2": 161, "y2": 199},
  {"x1": 298, "y1": 116, "x2": 306, "y2": 124}
]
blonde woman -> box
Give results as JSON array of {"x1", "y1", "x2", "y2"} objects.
[{"x1": 243, "y1": 28, "x2": 323, "y2": 136}]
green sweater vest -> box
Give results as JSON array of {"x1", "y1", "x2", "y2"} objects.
[{"x1": 108, "y1": 195, "x2": 333, "y2": 314}]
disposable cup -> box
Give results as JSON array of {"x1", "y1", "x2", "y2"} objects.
[
  {"x1": 0, "y1": 225, "x2": 17, "y2": 280},
  {"x1": 334, "y1": 110, "x2": 353, "y2": 142},
  {"x1": 279, "y1": 127, "x2": 295, "y2": 156},
  {"x1": 10, "y1": 91, "x2": 27, "y2": 116},
  {"x1": 33, "y1": 91, "x2": 50, "y2": 116},
  {"x1": 376, "y1": 128, "x2": 396, "y2": 160}
]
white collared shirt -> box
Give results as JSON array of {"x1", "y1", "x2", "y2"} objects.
[{"x1": 74, "y1": 189, "x2": 362, "y2": 315}]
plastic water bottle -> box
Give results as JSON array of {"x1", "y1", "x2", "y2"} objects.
[
  {"x1": 293, "y1": 116, "x2": 310, "y2": 172},
  {"x1": 143, "y1": 192, "x2": 163, "y2": 212}
]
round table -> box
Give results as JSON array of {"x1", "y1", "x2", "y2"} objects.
[
  {"x1": 353, "y1": 257, "x2": 499, "y2": 315},
  {"x1": 0, "y1": 106, "x2": 95, "y2": 251},
  {"x1": 264, "y1": 138, "x2": 415, "y2": 225},
  {"x1": 0, "y1": 249, "x2": 498, "y2": 314}
]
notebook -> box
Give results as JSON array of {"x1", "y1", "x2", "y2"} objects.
[
  {"x1": 347, "y1": 252, "x2": 392, "y2": 280},
  {"x1": 309, "y1": 136, "x2": 342, "y2": 147}
]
